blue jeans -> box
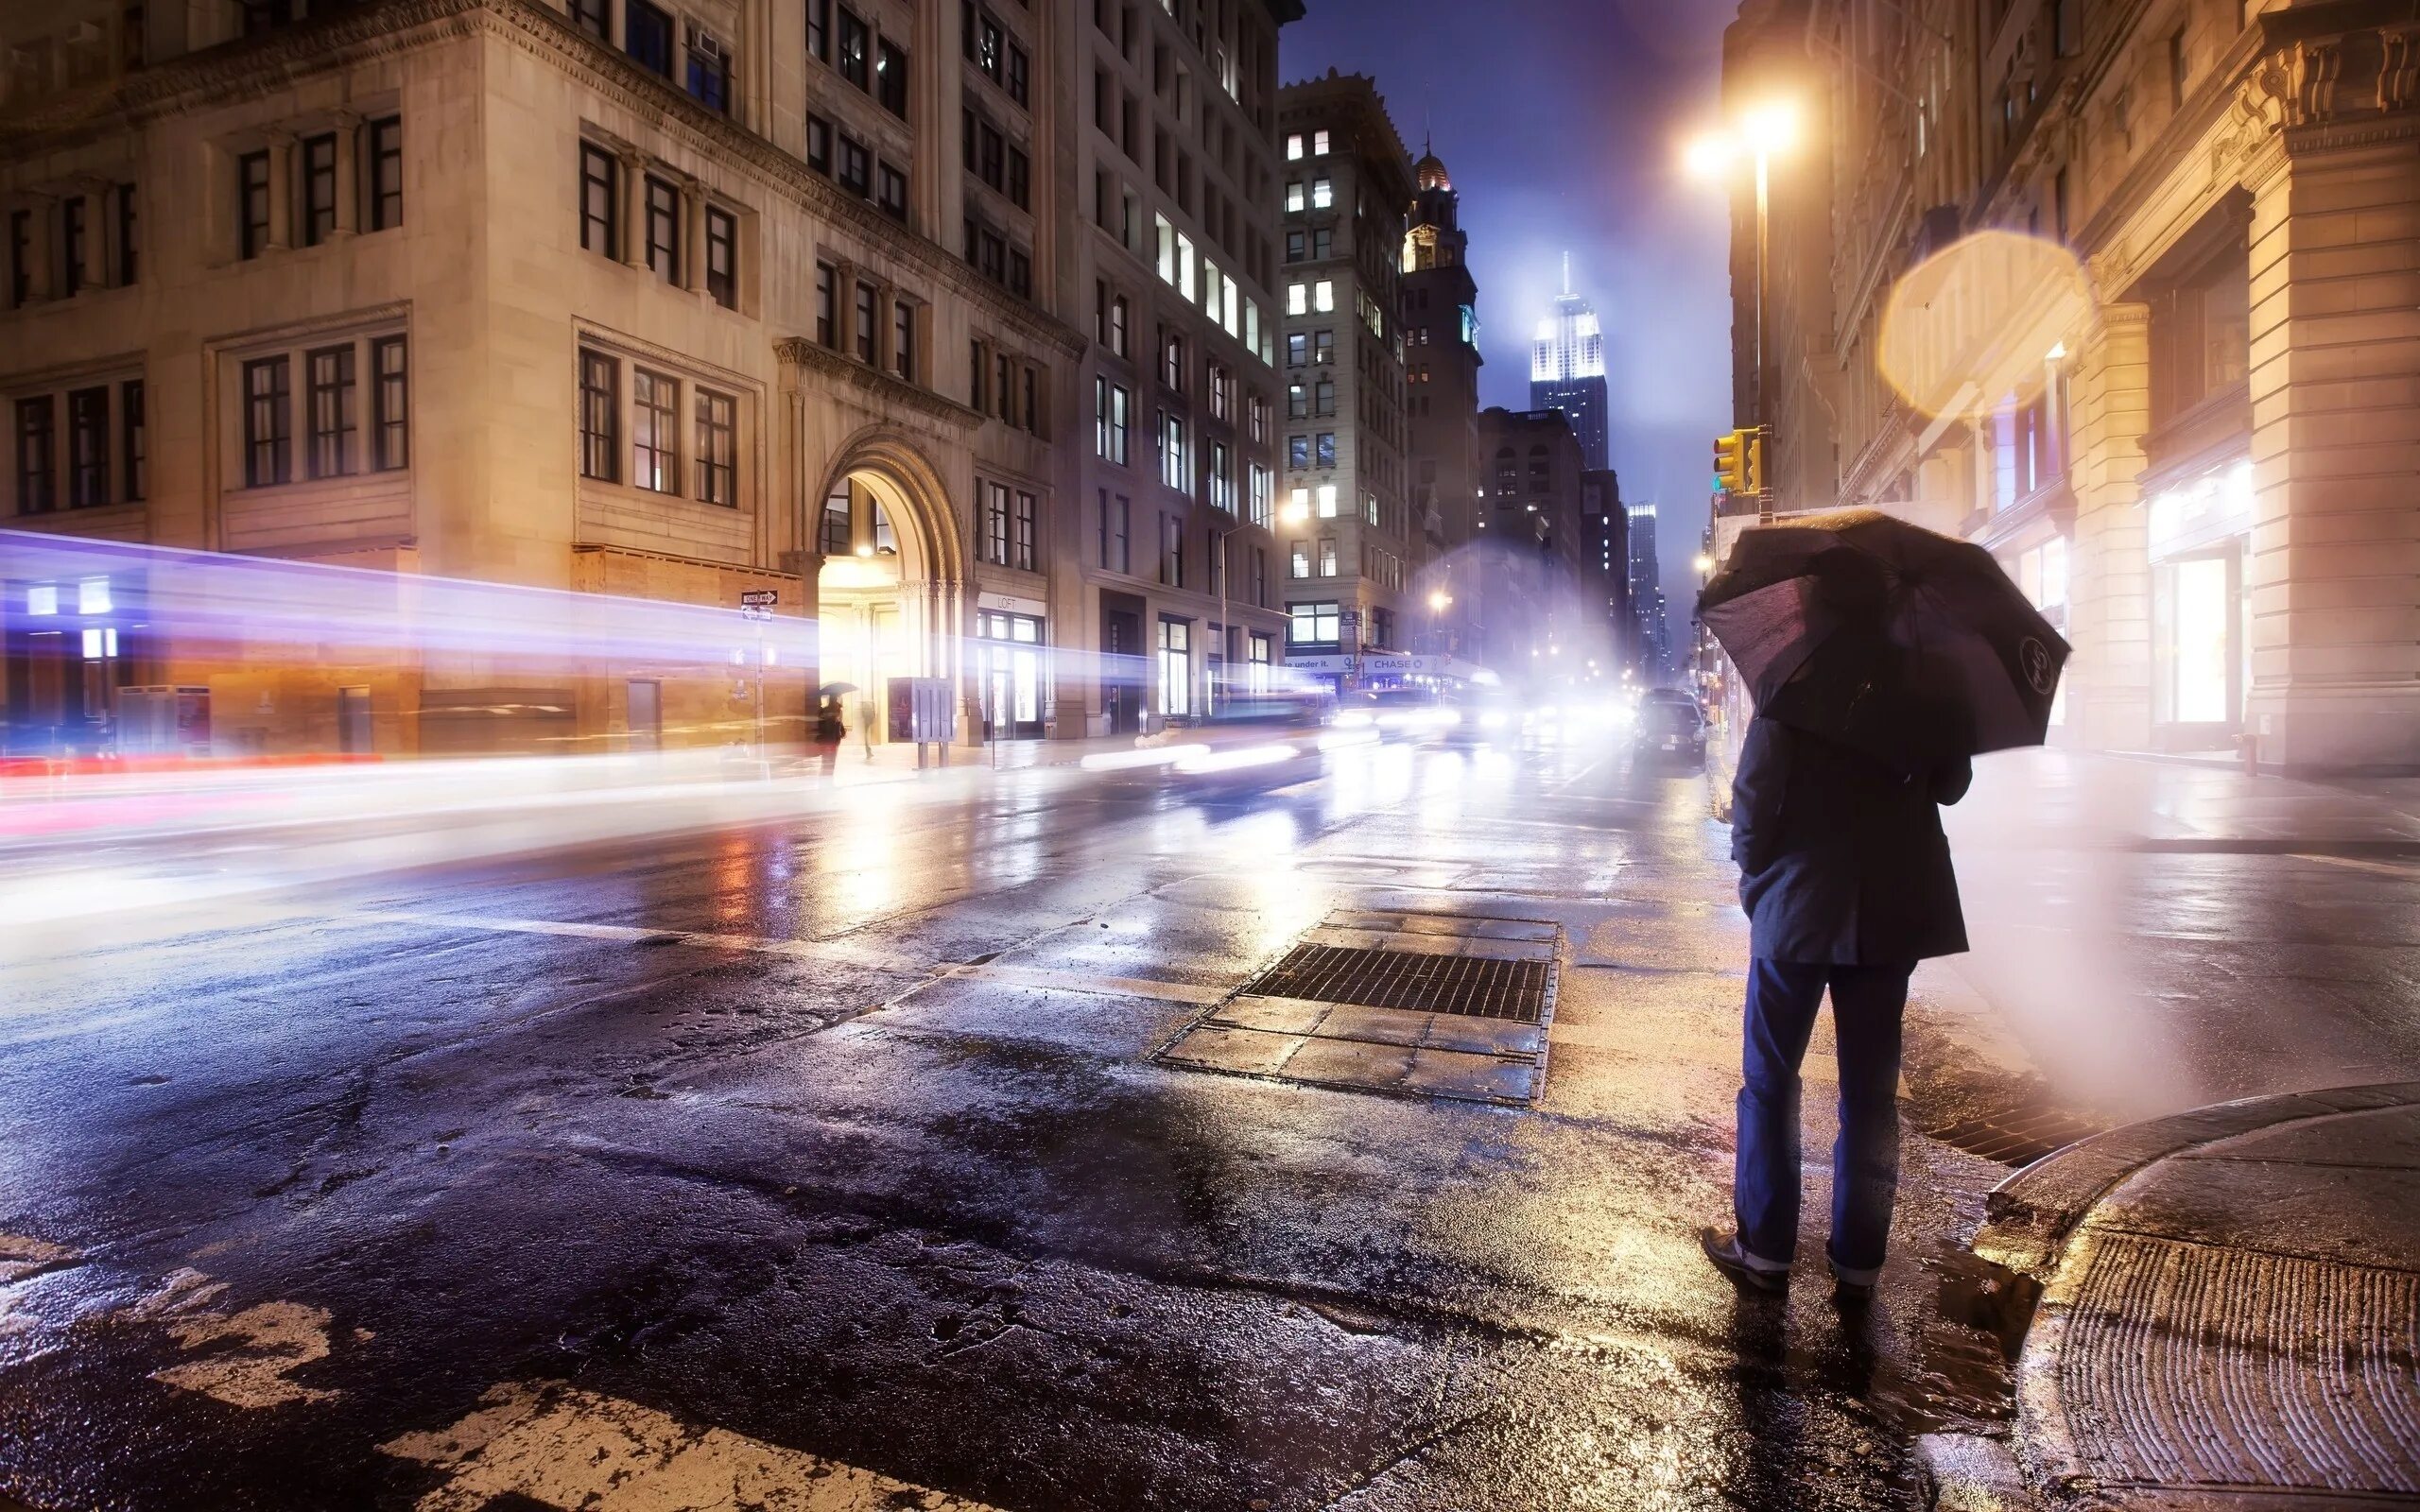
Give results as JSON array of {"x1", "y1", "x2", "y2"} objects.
[{"x1": 1733, "y1": 957, "x2": 1910, "y2": 1282}]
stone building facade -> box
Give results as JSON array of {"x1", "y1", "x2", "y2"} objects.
[
  {"x1": 1400, "y1": 143, "x2": 1485, "y2": 660},
  {"x1": 1723, "y1": 0, "x2": 2420, "y2": 772},
  {"x1": 0, "y1": 0, "x2": 1295, "y2": 758},
  {"x1": 1055, "y1": 0, "x2": 1296, "y2": 735},
  {"x1": 1271, "y1": 69, "x2": 1414, "y2": 687}
]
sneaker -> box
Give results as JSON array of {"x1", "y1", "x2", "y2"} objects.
[{"x1": 1699, "y1": 1227, "x2": 1789, "y2": 1295}]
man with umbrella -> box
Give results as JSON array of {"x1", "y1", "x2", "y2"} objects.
[{"x1": 1692, "y1": 509, "x2": 2068, "y2": 1304}]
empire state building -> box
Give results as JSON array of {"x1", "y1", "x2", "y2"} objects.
[{"x1": 1530, "y1": 256, "x2": 1610, "y2": 471}]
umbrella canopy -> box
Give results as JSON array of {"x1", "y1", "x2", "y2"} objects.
[
  {"x1": 1698, "y1": 509, "x2": 2068, "y2": 765},
  {"x1": 817, "y1": 681, "x2": 860, "y2": 697}
]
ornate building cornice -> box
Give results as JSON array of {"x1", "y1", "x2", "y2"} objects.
[
  {"x1": 774, "y1": 338, "x2": 983, "y2": 432},
  {"x1": 0, "y1": 0, "x2": 1088, "y2": 361}
]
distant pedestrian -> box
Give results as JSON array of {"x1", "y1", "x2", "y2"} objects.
[
  {"x1": 811, "y1": 699, "x2": 846, "y2": 778},
  {"x1": 857, "y1": 695, "x2": 876, "y2": 759},
  {"x1": 1700, "y1": 712, "x2": 1971, "y2": 1304}
]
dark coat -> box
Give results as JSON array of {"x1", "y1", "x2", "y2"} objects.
[{"x1": 1730, "y1": 715, "x2": 1971, "y2": 965}]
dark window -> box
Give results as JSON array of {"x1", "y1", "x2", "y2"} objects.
[
  {"x1": 1012, "y1": 489, "x2": 1036, "y2": 570},
  {"x1": 687, "y1": 27, "x2": 731, "y2": 112},
  {"x1": 372, "y1": 336, "x2": 407, "y2": 471},
  {"x1": 571, "y1": 0, "x2": 607, "y2": 38},
  {"x1": 1288, "y1": 434, "x2": 1308, "y2": 468},
  {"x1": 302, "y1": 132, "x2": 337, "y2": 246},
  {"x1": 2168, "y1": 30, "x2": 2187, "y2": 109},
  {"x1": 242, "y1": 356, "x2": 291, "y2": 489},
  {"x1": 876, "y1": 163, "x2": 908, "y2": 220},
  {"x1": 694, "y1": 387, "x2": 735, "y2": 506},
  {"x1": 853, "y1": 283, "x2": 876, "y2": 363},
  {"x1": 821, "y1": 486, "x2": 851, "y2": 555},
  {"x1": 116, "y1": 181, "x2": 137, "y2": 284},
  {"x1": 579, "y1": 144, "x2": 618, "y2": 257},
  {"x1": 838, "y1": 137, "x2": 871, "y2": 196},
  {"x1": 122, "y1": 379, "x2": 146, "y2": 501},
  {"x1": 9, "y1": 211, "x2": 30, "y2": 306},
  {"x1": 67, "y1": 387, "x2": 107, "y2": 508},
  {"x1": 240, "y1": 0, "x2": 296, "y2": 34},
  {"x1": 971, "y1": 340, "x2": 987, "y2": 410},
  {"x1": 306, "y1": 344, "x2": 356, "y2": 478},
  {"x1": 631, "y1": 369, "x2": 678, "y2": 491},
  {"x1": 625, "y1": 0, "x2": 673, "y2": 74},
  {"x1": 1009, "y1": 248, "x2": 1029, "y2": 298},
  {"x1": 15, "y1": 397, "x2": 55, "y2": 514},
  {"x1": 806, "y1": 0, "x2": 829, "y2": 61},
  {"x1": 704, "y1": 204, "x2": 736, "y2": 308},
  {"x1": 579, "y1": 349, "x2": 619, "y2": 481},
  {"x1": 60, "y1": 196, "x2": 86, "y2": 296},
  {"x1": 1316, "y1": 432, "x2": 1336, "y2": 467},
  {"x1": 891, "y1": 300, "x2": 915, "y2": 381},
  {"x1": 367, "y1": 116, "x2": 404, "y2": 231},
  {"x1": 1007, "y1": 146, "x2": 1028, "y2": 209},
  {"x1": 2054, "y1": 0, "x2": 2080, "y2": 57},
  {"x1": 644, "y1": 176, "x2": 680, "y2": 284},
  {"x1": 980, "y1": 480, "x2": 1010, "y2": 565},
  {"x1": 876, "y1": 39, "x2": 908, "y2": 116},
  {"x1": 838, "y1": 7, "x2": 869, "y2": 89},
  {"x1": 1286, "y1": 229, "x2": 1304, "y2": 262},
  {"x1": 1023, "y1": 367, "x2": 1038, "y2": 437},
  {"x1": 1006, "y1": 43, "x2": 1028, "y2": 106},
  {"x1": 814, "y1": 261, "x2": 836, "y2": 345},
  {"x1": 805, "y1": 114, "x2": 833, "y2": 174}
]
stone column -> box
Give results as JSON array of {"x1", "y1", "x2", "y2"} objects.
[
  {"x1": 617, "y1": 149, "x2": 648, "y2": 268},
  {"x1": 331, "y1": 111, "x2": 361, "y2": 237},
  {"x1": 2242, "y1": 129, "x2": 2420, "y2": 769},
  {"x1": 681, "y1": 175, "x2": 706, "y2": 293},
  {"x1": 263, "y1": 129, "x2": 295, "y2": 252},
  {"x1": 2065, "y1": 301, "x2": 2153, "y2": 752}
]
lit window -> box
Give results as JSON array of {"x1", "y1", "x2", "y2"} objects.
[
  {"x1": 78, "y1": 576, "x2": 111, "y2": 613},
  {"x1": 1285, "y1": 132, "x2": 1304, "y2": 160}
]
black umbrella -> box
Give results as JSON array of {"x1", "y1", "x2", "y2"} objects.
[{"x1": 1698, "y1": 509, "x2": 2068, "y2": 765}]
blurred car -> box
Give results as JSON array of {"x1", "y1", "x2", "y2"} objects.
[
  {"x1": 1634, "y1": 692, "x2": 1707, "y2": 764},
  {"x1": 1438, "y1": 690, "x2": 1519, "y2": 747},
  {"x1": 1083, "y1": 696, "x2": 1327, "y2": 791},
  {"x1": 1333, "y1": 687, "x2": 1456, "y2": 742}
]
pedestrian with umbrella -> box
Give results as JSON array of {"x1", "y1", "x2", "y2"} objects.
[{"x1": 1692, "y1": 508, "x2": 2067, "y2": 1304}]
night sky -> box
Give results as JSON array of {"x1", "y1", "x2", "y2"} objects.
[{"x1": 1280, "y1": 0, "x2": 1737, "y2": 623}]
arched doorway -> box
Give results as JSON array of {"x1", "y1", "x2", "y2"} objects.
[{"x1": 808, "y1": 430, "x2": 968, "y2": 747}]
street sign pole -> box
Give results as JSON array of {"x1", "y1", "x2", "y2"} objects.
[{"x1": 739, "y1": 590, "x2": 780, "y2": 763}]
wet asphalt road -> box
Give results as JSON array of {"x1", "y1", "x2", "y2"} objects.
[{"x1": 1, "y1": 738, "x2": 2413, "y2": 1510}]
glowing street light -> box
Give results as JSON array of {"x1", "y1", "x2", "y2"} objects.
[
  {"x1": 1694, "y1": 552, "x2": 1717, "y2": 576},
  {"x1": 1427, "y1": 590, "x2": 1452, "y2": 612},
  {"x1": 1683, "y1": 97, "x2": 1801, "y2": 484}
]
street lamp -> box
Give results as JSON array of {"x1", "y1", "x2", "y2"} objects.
[
  {"x1": 1427, "y1": 589, "x2": 1452, "y2": 612},
  {"x1": 1685, "y1": 99, "x2": 1799, "y2": 495},
  {"x1": 1694, "y1": 552, "x2": 1717, "y2": 576}
]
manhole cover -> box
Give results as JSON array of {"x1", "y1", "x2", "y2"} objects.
[{"x1": 1240, "y1": 943, "x2": 1548, "y2": 1023}]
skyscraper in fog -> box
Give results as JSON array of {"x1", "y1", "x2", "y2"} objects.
[
  {"x1": 1628, "y1": 502, "x2": 1668, "y2": 674},
  {"x1": 1530, "y1": 255, "x2": 1609, "y2": 472}
]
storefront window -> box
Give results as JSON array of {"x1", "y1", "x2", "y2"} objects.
[
  {"x1": 1158, "y1": 617, "x2": 1191, "y2": 717},
  {"x1": 976, "y1": 610, "x2": 1044, "y2": 735},
  {"x1": 2170, "y1": 556, "x2": 2232, "y2": 724}
]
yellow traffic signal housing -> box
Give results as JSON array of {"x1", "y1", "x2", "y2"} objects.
[
  {"x1": 1744, "y1": 430, "x2": 1766, "y2": 496},
  {"x1": 1713, "y1": 431, "x2": 1746, "y2": 493}
]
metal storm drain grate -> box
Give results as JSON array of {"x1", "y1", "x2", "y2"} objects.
[
  {"x1": 1155, "y1": 908, "x2": 1564, "y2": 1107},
  {"x1": 1241, "y1": 943, "x2": 1549, "y2": 1023},
  {"x1": 1925, "y1": 1105, "x2": 2106, "y2": 1168}
]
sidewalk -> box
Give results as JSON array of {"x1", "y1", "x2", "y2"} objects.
[{"x1": 1923, "y1": 1082, "x2": 2420, "y2": 1509}]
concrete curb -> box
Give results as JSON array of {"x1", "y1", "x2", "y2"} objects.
[
  {"x1": 1969, "y1": 1079, "x2": 2420, "y2": 1280},
  {"x1": 1939, "y1": 1082, "x2": 2420, "y2": 1511}
]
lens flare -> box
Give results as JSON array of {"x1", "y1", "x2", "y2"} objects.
[{"x1": 1878, "y1": 230, "x2": 2091, "y2": 421}]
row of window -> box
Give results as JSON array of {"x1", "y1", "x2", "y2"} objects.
[
  {"x1": 976, "y1": 478, "x2": 1040, "y2": 572},
  {"x1": 806, "y1": 0, "x2": 909, "y2": 116},
  {"x1": 576, "y1": 346, "x2": 739, "y2": 507},
  {"x1": 1283, "y1": 129, "x2": 1332, "y2": 161},
  {"x1": 812, "y1": 260, "x2": 920, "y2": 383},
  {"x1": 574, "y1": 0, "x2": 734, "y2": 115},
  {"x1": 13, "y1": 381, "x2": 143, "y2": 515},
  {"x1": 240, "y1": 336, "x2": 409, "y2": 489},
  {"x1": 237, "y1": 116, "x2": 404, "y2": 261},
  {"x1": 1151, "y1": 213, "x2": 1271, "y2": 365},
  {"x1": 968, "y1": 339, "x2": 1046, "y2": 436},
  {"x1": 1283, "y1": 178, "x2": 1333, "y2": 214},
  {"x1": 1287, "y1": 432, "x2": 1337, "y2": 470},
  {"x1": 578, "y1": 143, "x2": 742, "y2": 307},
  {"x1": 7, "y1": 182, "x2": 136, "y2": 309},
  {"x1": 963, "y1": 108, "x2": 1032, "y2": 213},
  {"x1": 805, "y1": 114, "x2": 910, "y2": 221},
  {"x1": 1284, "y1": 226, "x2": 1333, "y2": 264},
  {"x1": 1091, "y1": 490, "x2": 1276, "y2": 610},
  {"x1": 962, "y1": 4, "x2": 1032, "y2": 109}
]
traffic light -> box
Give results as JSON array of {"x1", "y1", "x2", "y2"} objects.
[
  {"x1": 1743, "y1": 429, "x2": 1766, "y2": 496},
  {"x1": 1713, "y1": 431, "x2": 1745, "y2": 494}
]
